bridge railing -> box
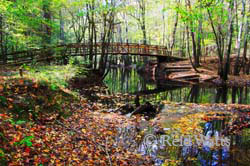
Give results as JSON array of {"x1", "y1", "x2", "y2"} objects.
[
  {"x1": 1, "y1": 42, "x2": 172, "y2": 65},
  {"x1": 64, "y1": 42, "x2": 171, "y2": 57}
]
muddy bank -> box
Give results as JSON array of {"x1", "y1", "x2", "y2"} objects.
[{"x1": 137, "y1": 58, "x2": 250, "y2": 87}]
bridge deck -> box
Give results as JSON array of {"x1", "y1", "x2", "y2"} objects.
[{"x1": 1, "y1": 42, "x2": 185, "y2": 65}]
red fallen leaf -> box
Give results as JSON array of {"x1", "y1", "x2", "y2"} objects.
[
  {"x1": 25, "y1": 147, "x2": 30, "y2": 153},
  {"x1": 40, "y1": 157, "x2": 47, "y2": 163},
  {"x1": 34, "y1": 143, "x2": 42, "y2": 147},
  {"x1": 19, "y1": 79, "x2": 24, "y2": 85}
]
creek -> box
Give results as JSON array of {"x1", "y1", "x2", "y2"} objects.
[{"x1": 103, "y1": 62, "x2": 250, "y2": 166}]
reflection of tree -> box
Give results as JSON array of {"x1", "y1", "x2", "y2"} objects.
[
  {"x1": 215, "y1": 86, "x2": 228, "y2": 103},
  {"x1": 187, "y1": 85, "x2": 200, "y2": 103},
  {"x1": 232, "y1": 87, "x2": 246, "y2": 104}
]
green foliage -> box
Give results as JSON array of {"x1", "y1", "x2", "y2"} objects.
[
  {"x1": 8, "y1": 119, "x2": 27, "y2": 125},
  {"x1": 0, "y1": 96, "x2": 7, "y2": 106},
  {"x1": 0, "y1": 148, "x2": 4, "y2": 157},
  {"x1": 14, "y1": 136, "x2": 34, "y2": 147},
  {"x1": 26, "y1": 64, "x2": 86, "y2": 88}
]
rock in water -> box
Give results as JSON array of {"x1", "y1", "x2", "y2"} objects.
[
  {"x1": 119, "y1": 104, "x2": 135, "y2": 115},
  {"x1": 133, "y1": 102, "x2": 157, "y2": 118}
]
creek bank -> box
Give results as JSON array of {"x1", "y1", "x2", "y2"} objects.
[{"x1": 137, "y1": 57, "x2": 250, "y2": 87}]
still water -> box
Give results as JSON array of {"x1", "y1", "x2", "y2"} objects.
[
  {"x1": 104, "y1": 66, "x2": 250, "y2": 166},
  {"x1": 104, "y1": 67, "x2": 250, "y2": 104}
]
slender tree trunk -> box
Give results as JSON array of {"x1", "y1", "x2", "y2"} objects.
[
  {"x1": 0, "y1": 14, "x2": 6, "y2": 64},
  {"x1": 43, "y1": 0, "x2": 52, "y2": 46},
  {"x1": 243, "y1": 39, "x2": 249, "y2": 73},
  {"x1": 242, "y1": 5, "x2": 249, "y2": 74},
  {"x1": 186, "y1": 26, "x2": 199, "y2": 72},
  {"x1": 59, "y1": 10, "x2": 65, "y2": 43},
  {"x1": 186, "y1": 0, "x2": 199, "y2": 67},
  {"x1": 125, "y1": 18, "x2": 128, "y2": 43},
  {"x1": 99, "y1": 1, "x2": 115, "y2": 76},
  {"x1": 207, "y1": 8, "x2": 224, "y2": 78},
  {"x1": 87, "y1": 2, "x2": 95, "y2": 63},
  {"x1": 42, "y1": 0, "x2": 52, "y2": 63},
  {"x1": 234, "y1": 0, "x2": 246, "y2": 75},
  {"x1": 223, "y1": 0, "x2": 234, "y2": 80},
  {"x1": 140, "y1": 0, "x2": 147, "y2": 45},
  {"x1": 170, "y1": 4, "x2": 179, "y2": 55},
  {"x1": 162, "y1": 6, "x2": 165, "y2": 45},
  {"x1": 197, "y1": 18, "x2": 202, "y2": 64},
  {"x1": 235, "y1": 0, "x2": 239, "y2": 49}
]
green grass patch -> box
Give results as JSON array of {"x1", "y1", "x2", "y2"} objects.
[{"x1": 23, "y1": 64, "x2": 87, "y2": 89}]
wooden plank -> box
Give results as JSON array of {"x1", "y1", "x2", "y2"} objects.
[{"x1": 169, "y1": 73, "x2": 200, "y2": 79}]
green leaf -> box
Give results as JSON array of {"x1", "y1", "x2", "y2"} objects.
[
  {"x1": 26, "y1": 141, "x2": 33, "y2": 147},
  {"x1": 0, "y1": 96, "x2": 7, "y2": 106},
  {"x1": 19, "y1": 136, "x2": 34, "y2": 147},
  {"x1": 50, "y1": 84, "x2": 58, "y2": 91},
  {"x1": 15, "y1": 120, "x2": 26, "y2": 125},
  {"x1": 0, "y1": 148, "x2": 4, "y2": 157}
]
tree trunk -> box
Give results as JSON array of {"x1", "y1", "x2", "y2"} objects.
[
  {"x1": 0, "y1": 14, "x2": 6, "y2": 64},
  {"x1": 207, "y1": 8, "x2": 224, "y2": 78},
  {"x1": 87, "y1": 2, "x2": 94, "y2": 63},
  {"x1": 59, "y1": 10, "x2": 65, "y2": 43},
  {"x1": 186, "y1": 0, "x2": 199, "y2": 67},
  {"x1": 197, "y1": 18, "x2": 202, "y2": 64},
  {"x1": 223, "y1": 0, "x2": 234, "y2": 80},
  {"x1": 186, "y1": 26, "x2": 199, "y2": 72},
  {"x1": 140, "y1": 0, "x2": 147, "y2": 45},
  {"x1": 243, "y1": 5, "x2": 249, "y2": 74},
  {"x1": 42, "y1": 0, "x2": 52, "y2": 63},
  {"x1": 234, "y1": 0, "x2": 246, "y2": 75},
  {"x1": 170, "y1": 5, "x2": 179, "y2": 55},
  {"x1": 43, "y1": 0, "x2": 52, "y2": 46}
]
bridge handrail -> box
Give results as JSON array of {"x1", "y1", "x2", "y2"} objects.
[{"x1": 1, "y1": 42, "x2": 174, "y2": 65}]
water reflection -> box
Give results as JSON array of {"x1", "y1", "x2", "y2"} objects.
[
  {"x1": 135, "y1": 112, "x2": 250, "y2": 166},
  {"x1": 107, "y1": 66, "x2": 250, "y2": 165},
  {"x1": 104, "y1": 67, "x2": 250, "y2": 104}
]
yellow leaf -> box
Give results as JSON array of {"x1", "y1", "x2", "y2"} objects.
[
  {"x1": 81, "y1": 129, "x2": 86, "y2": 133},
  {"x1": 0, "y1": 85, "x2": 3, "y2": 92},
  {"x1": 43, "y1": 149, "x2": 50, "y2": 153},
  {"x1": 106, "y1": 131, "x2": 112, "y2": 135}
]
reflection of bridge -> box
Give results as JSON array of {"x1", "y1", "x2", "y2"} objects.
[{"x1": 2, "y1": 42, "x2": 186, "y2": 65}]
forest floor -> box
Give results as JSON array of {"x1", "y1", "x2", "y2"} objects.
[
  {"x1": 0, "y1": 76, "x2": 153, "y2": 165},
  {"x1": 1, "y1": 75, "x2": 250, "y2": 165},
  {"x1": 1, "y1": 57, "x2": 250, "y2": 165}
]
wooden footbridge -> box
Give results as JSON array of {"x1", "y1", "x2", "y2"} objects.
[{"x1": 1, "y1": 42, "x2": 186, "y2": 65}]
